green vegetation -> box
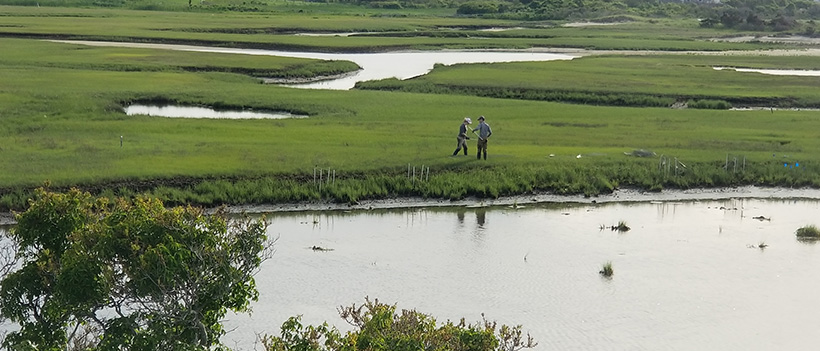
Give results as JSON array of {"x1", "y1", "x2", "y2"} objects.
[
  {"x1": 600, "y1": 261, "x2": 613, "y2": 277},
  {"x1": 0, "y1": 5, "x2": 795, "y2": 53},
  {"x1": 358, "y1": 55, "x2": 820, "y2": 108},
  {"x1": 3, "y1": 34, "x2": 820, "y2": 211},
  {"x1": 796, "y1": 224, "x2": 820, "y2": 239},
  {"x1": 0, "y1": 188, "x2": 270, "y2": 349},
  {"x1": 1, "y1": 3, "x2": 820, "y2": 213},
  {"x1": 2, "y1": 1, "x2": 820, "y2": 349},
  {"x1": 261, "y1": 297, "x2": 537, "y2": 351},
  {"x1": 1, "y1": 38, "x2": 360, "y2": 80},
  {"x1": 7, "y1": 0, "x2": 820, "y2": 34},
  {"x1": 613, "y1": 221, "x2": 630, "y2": 232}
]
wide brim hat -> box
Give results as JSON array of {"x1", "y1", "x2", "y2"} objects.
[{"x1": 464, "y1": 117, "x2": 472, "y2": 124}]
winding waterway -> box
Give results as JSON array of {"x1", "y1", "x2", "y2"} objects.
[
  {"x1": 50, "y1": 40, "x2": 576, "y2": 90},
  {"x1": 222, "y1": 197, "x2": 820, "y2": 350},
  {"x1": 53, "y1": 40, "x2": 820, "y2": 91}
]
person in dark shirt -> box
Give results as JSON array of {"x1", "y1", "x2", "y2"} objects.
[{"x1": 452, "y1": 117, "x2": 472, "y2": 156}]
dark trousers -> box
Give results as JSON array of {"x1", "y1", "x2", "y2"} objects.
[{"x1": 477, "y1": 139, "x2": 488, "y2": 159}]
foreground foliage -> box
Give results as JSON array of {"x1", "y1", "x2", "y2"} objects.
[
  {"x1": 262, "y1": 297, "x2": 537, "y2": 351},
  {"x1": 0, "y1": 188, "x2": 270, "y2": 350}
]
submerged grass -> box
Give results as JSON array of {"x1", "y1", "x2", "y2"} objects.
[
  {"x1": 600, "y1": 262, "x2": 613, "y2": 277},
  {"x1": 796, "y1": 225, "x2": 820, "y2": 239},
  {"x1": 612, "y1": 221, "x2": 631, "y2": 232}
]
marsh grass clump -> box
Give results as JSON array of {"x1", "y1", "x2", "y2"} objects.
[
  {"x1": 796, "y1": 225, "x2": 820, "y2": 239},
  {"x1": 599, "y1": 261, "x2": 614, "y2": 277},
  {"x1": 686, "y1": 99, "x2": 732, "y2": 110},
  {"x1": 612, "y1": 220, "x2": 631, "y2": 232}
]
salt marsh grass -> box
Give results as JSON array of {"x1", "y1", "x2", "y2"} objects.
[
  {"x1": 796, "y1": 225, "x2": 820, "y2": 239},
  {"x1": 2, "y1": 8, "x2": 820, "y2": 211},
  {"x1": 600, "y1": 261, "x2": 614, "y2": 277},
  {"x1": 359, "y1": 55, "x2": 820, "y2": 108}
]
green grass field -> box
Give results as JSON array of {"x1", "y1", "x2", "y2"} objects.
[
  {"x1": 0, "y1": 5, "x2": 787, "y2": 52},
  {"x1": 358, "y1": 54, "x2": 820, "y2": 107},
  {"x1": 2, "y1": 5, "x2": 820, "y2": 211}
]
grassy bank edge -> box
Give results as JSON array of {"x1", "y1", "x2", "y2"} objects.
[{"x1": 2, "y1": 159, "x2": 818, "y2": 215}]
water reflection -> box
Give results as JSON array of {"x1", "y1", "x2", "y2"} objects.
[
  {"x1": 454, "y1": 208, "x2": 488, "y2": 237},
  {"x1": 475, "y1": 209, "x2": 486, "y2": 227},
  {"x1": 404, "y1": 208, "x2": 428, "y2": 228}
]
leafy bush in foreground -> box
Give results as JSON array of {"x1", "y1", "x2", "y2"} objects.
[
  {"x1": 0, "y1": 188, "x2": 270, "y2": 350},
  {"x1": 262, "y1": 297, "x2": 537, "y2": 351}
]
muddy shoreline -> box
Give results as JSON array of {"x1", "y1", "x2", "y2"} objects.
[
  {"x1": 3, "y1": 186, "x2": 819, "y2": 226},
  {"x1": 226, "y1": 186, "x2": 820, "y2": 214}
]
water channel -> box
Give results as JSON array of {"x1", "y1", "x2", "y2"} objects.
[
  {"x1": 123, "y1": 104, "x2": 307, "y2": 119},
  {"x1": 51, "y1": 40, "x2": 576, "y2": 90},
  {"x1": 55, "y1": 40, "x2": 820, "y2": 93},
  {"x1": 714, "y1": 66, "x2": 820, "y2": 77},
  {"x1": 221, "y1": 197, "x2": 820, "y2": 350}
]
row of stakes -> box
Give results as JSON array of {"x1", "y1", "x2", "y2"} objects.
[
  {"x1": 312, "y1": 164, "x2": 430, "y2": 190},
  {"x1": 658, "y1": 154, "x2": 776, "y2": 176},
  {"x1": 408, "y1": 164, "x2": 430, "y2": 184},
  {"x1": 313, "y1": 167, "x2": 335, "y2": 189}
]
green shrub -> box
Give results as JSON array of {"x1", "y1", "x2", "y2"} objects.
[
  {"x1": 261, "y1": 297, "x2": 536, "y2": 351},
  {"x1": 457, "y1": 1, "x2": 500, "y2": 15}
]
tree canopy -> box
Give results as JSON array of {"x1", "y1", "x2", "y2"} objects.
[{"x1": 0, "y1": 188, "x2": 270, "y2": 350}]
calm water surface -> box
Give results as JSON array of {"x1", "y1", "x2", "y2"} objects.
[{"x1": 225, "y1": 198, "x2": 820, "y2": 350}]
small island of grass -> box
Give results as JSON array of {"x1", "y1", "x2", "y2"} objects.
[{"x1": 796, "y1": 225, "x2": 820, "y2": 239}]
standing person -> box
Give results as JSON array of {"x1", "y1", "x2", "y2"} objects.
[
  {"x1": 473, "y1": 115, "x2": 492, "y2": 160},
  {"x1": 452, "y1": 117, "x2": 472, "y2": 156}
]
